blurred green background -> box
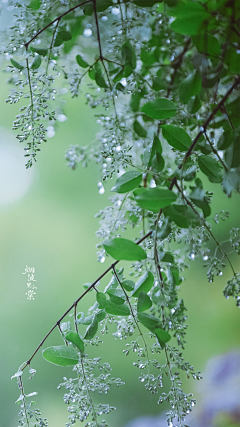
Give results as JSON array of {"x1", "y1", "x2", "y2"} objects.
[{"x1": 0, "y1": 66, "x2": 239, "y2": 427}]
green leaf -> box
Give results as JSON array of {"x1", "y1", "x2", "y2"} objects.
[
  {"x1": 103, "y1": 238, "x2": 147, "y2": 261},
  {"x1": 42, "y1": 345, "x2": 79, "y2": 366},
  {"x1": 31, "y1": 56, "x2": 41, "y2": 70},
  {"x1": 137, "y1": 291, "x2": 152, "y2": 312},
  {"x1": 100, "y1": 300, "x2": 130, "y2": 316},
  {"x1": 96, "y1": 291, "x2": 107, "y2": 305},
  {"x1": 222, "y1": 169, "x2": 240, "y2": 197},
  {"x1": 163, "y1": 204, "x2": 199, "y2": 228},
  {"x1": 28, "y1": 0, "x2": 40, "y2": 10},
  {"x1": 162, "y1": 125, "x2": 192, "y2": 152},
  {"x1": 88, "y1": 68, "x2": 96, "y2": 80},
  {"x1": 155, "y1": 328, "x2": 171, "y2": 347},
  {"x1": 141, "y1": 48, "x2": 156, "y2": 66},
  {"x1": 137, "y1": 312, "x2": 161, "y2": 332},
  {"x1": 111, "y1": 171, "x2": 142, "y2": 193},
  {"x1": 225, "y1": 46, "x2": 240, "y2": 74},
  {"x1": 96, "y1": 310, "x2": 106, "y2": 322},
  {"x1": 161, "y1": 252, "x2": 174, "y2": 263},
  {"x1": 143, "y1": 134, "x2": 162, "y2": 167},
  {"x1": 84, "y1": 0, "x2": 113, "y2": 15},
  {"x1": 10, "y1": 58, "x2": 24, "y2": 71},
  {"x1": 151, "y1": 152, "x2": 165, "y2": 172},
  {"x1": 170, "y1": 2, "x2": 210, "y2": 35},
  {"x1": 192, "y1": 33, "x2": 221, "y2": 57},
  {"x1": 130, "y1": 92, "x2": 141, "y2": 112},
  {"x1": 122, "y1": 42, "x2": 136, "y2": 69},
  {"x1": 76, "y1": 54, "x2": 89, "y2": 68},
  {"x1": 132, "y1": 271, "x2": 154, "y2": 297},
  {"x1": 30, "y1": 47, "x2": 48, "y2": 56},
  {"x1": 133, "y1": 187, "x2": 177, "y2": 212},
  {"x1": 65, "y1": 332, "x2": 85, "y2": 354},
  {"x1": 54, "y1": 33, "x2": 63, "y2": 47},
  {"x1": 141, "y1": 98, "x2": 176, "y2": 120},
  {"x1": 107, "y1": 288, "x2": 126, "y2": 305},
  {"x1": 187, "y1": 96, "x2": 201, "y2": 114},
  {"x1": 190, "y1": 179, "x2": 211, "y2": 217},
  {"x1": 121, "y1": 280, "x2": 135, "y2": 291},
  {"x1": 179, "y1": 71, "x2": 202, "y2": 104},
  {"x1": 198, "y1": 155, "x2": 223, "y2": 183},
  {"x1": 84, "y1": 315, "x2": 98, "y2": 340},
  {"x1": 95, "y1": 72, "x2": 108, "y2": 88},
  {"x1": 133, "y1": 120, "x2": 147, "y2": 138},
  {"x1": 224, "y1": 133, "x2": 240, "y2": 169},
  {"x1": 59, "y1": 30, "x2": 72, "y2": 41},
  {"x1": 132, "y1": 0, "x2": 161, "y2": 6},
  {"x1": 123, "y1": 65, "x2": 133, "y2": 77}
]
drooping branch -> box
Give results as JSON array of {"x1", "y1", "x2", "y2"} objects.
[
  {"x1": 20, "y1": 59, "x2": 240, "y2": 375},
  {"x1": 24, "y1": 0, "x2": 92, "y2": 50},
  {"x1": 181, "y1": 75, "x2": 240, "y2": 168}
]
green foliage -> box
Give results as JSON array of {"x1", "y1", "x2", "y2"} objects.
[{"x1": 5, "y1": 0, "x2": 240, "y2": 426}]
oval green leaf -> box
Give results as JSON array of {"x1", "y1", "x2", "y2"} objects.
[
  {"x1": 132, "y1": 271, "x2": 154, "y2": 297},
  {"x1": 103, "y1": 238, "x2": 147, "y2": 261},
  {"x1": 101, "y1": 300, "x2": 130, "y2": 316},
  {"x1": 121, "y1": 280, "x2": 135, "y2": 292},
  {"x1": 107, "y1": 288, "x2": 126, "y2": 305},
  {"x1": 137, "y1": 312, "x2": 161, "y2": 332},
  {"x1": 162, "y1": 125, "x2": 192, "y2": 152},
  {"x1": 111, "y1": 171, "x2": 142, "y2": 193},
  {"x1": 141, "y1": 98, "x2": 176, "y2": 120},
  {"x1": 198, "y1": 155, "x2": 223, "y2": 183},
  {"x1": 95, "y1": 72, "x2": 108, "y2": 88},
  {"x1": 65, "y1": 332, "x2": 85, "y2": 354},
  {"x1": 179, "y1": 71, "x2": 202, "y2": 104},
  {"x1": 137, "y1": 291, "x2": 152, "y2": 312},
  {"x1": 133, "y1": 187, "x2": 177, "y2": 212},
  {"x1": 163, "y1": 204, "x2": 199, "y2": 228},
  {"x1": 76, "y1": 54, "x2": 89, "y2": 68},
  {"x1": 10, "y1": 58, "x2": 24, "y2": 71},
  {"x1": 31, "y1": 56, "x2": 41, "y2": 70},
  {"x1": 84, "y1": 315, "x2": 98, "y2": 340},
  {"x1": 155, "y1": 328, "x2": 171, "y2": 347},
  {"x1": 42, "y1": 345, "x2": 79, "y2": 366}
]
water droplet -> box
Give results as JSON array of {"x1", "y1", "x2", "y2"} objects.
[
  {"x1": 57, "y1": 113, "x2": 67, "y2": 122},
  {"x1": 150, "y1": 179, "x2": 156, "y2": 188},
  {"x1": 112, "y1": 7, "x2": 120, "y2": 15},
  {"x1": 189, "y1": 252, "x2": 195, "y2": 260},
  {"x1": 203, "y1": 255, "x2": 208, "y2": 261},
  {"x1": 199, "y1": 126, "x2": 204, "y2": 132},
  {"x1": 218, "y1": 271, "x2": 223, "y2": 276},
  {"x1": 116, "y1": 146, "x2": 121, "y2": 152},
  {"x1": 101, "y1": 16, "x2": 108, "y2": 21},
  {"x1": 99, "y1": 185, "x2": 105, "y2": 194},
  {"x1": 84, "y1": 28, "x2": 92, "y2": 37}
]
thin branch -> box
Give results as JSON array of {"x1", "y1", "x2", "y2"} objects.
[
  {"x1": 174, "y1": 180, "x2": 236, "y2": 276},
  {"x1": 204, "y1": 131, "x2": 228, "y2": 172},
  {"x1": 167, "y1": 38, "x2": 191, "y2": 97},
  {"x1": 18, "y1": 376, "x2": 30, "y2": 427},
  {"x1": 46, "y1": 19, "x2": 59, "y2": 75},
  {"x1": 180, "y1": 75, "x2": 240, "y2": 169},
  {"x1": 112, "y1": 265, "x2": 150, "y2": 365},
  {"x1": 25, "y1": 0, "x2": 92, "y2": 49}
]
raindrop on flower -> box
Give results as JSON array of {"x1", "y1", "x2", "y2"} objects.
[{"x1": 189, "y1": 252, "x2": 195, "y2": 260}]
